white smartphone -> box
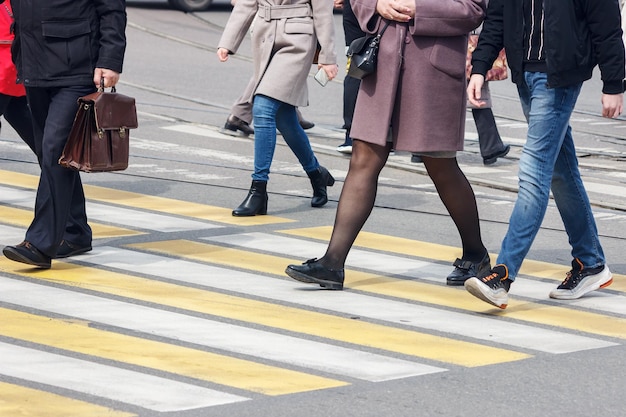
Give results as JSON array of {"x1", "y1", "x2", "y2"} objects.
[{"x1": 314, "y1": 68, "x2": 329, "y2": 87}]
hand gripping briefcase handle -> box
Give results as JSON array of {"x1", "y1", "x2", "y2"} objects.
[{"x1": 59, "y1": 79, "x2": 138, "y2": 173}]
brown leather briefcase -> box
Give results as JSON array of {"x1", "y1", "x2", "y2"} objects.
[{"x1": 59, "y1": 85, "x2": 138, "y2": 173}]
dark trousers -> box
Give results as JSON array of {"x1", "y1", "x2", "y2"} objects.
[
  {"x1": 343, "y1": 75, "x2": 361, "y2": 134},
  {"x1": 0, "y1": 93, "x2": 35, "y2": 153},
  {"x1": 472, "y1": 107, "x2": 505, "y2": 158},
  {"x1": 24, "y1": 85, "x2": 95, "y2": 257}
]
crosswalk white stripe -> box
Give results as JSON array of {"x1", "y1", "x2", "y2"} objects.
[
  {"x1": 80, "y1": 246, "x2": 616, "y2": 354},
  {"x1": 0, "y1": 224, "x2": 28, "y2": 244},
  {"x1": 208, "y1": 233, "x2": 626, "y2": 316},
  {"x1": 0, "y1": 342, "x2": 248, "y2": 412},
  {"x1": 0, "y1": 279, "x2": 444, "y2": 381},
  {"x1": 584, "y1": 182, "x2": 626, "y2": 198},
  {"x1": 0, "y1": 186, "x2": 220, "y2": 232}
]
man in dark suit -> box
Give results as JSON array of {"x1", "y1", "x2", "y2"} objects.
[{"x1": 3, "y1": 0, "x2": 127, "y2": 268}]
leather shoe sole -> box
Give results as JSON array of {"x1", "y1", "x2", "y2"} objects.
[{"x1": 3, "y1": 241, "x2": 51, "y2": 269}]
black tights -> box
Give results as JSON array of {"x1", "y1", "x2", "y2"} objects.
[{"x1": 320, "y1": 139, "x2": 486, "y2": 269}]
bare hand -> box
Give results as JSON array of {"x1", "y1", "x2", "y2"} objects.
[
  {"x1": 376, "y1": 0, "x2": 412, "y2": 22},
  {"x1": 217, "y1": 48, "x2": 230, "y2": 62},
  {"x1": 93, "y1": 68, "x2": 120, "y2": 89},
  {"x1": 333, "y1": 0, "x2": 344, "y2": 9},
  {"x1": 601, "y1": 93, "x2": 623, "y2": 118},
  {"x1": 467, "y1": 74, "x2": 487, "y2": 108},
  {"x1": 319, "y1": 63, "x2": 339, "y2": 81}
]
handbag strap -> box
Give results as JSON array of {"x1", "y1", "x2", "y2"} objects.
[{"x1": 378, "y1": 21, "x2": 390, "y2": 37}]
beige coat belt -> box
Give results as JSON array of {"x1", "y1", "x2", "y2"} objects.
[{"x1": 257, "y1": 4, "x2": 312, "y2": 21}]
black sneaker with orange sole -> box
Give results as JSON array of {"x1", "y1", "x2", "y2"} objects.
[{"x1": 464, "y1": 264, "x2": 512, "y2": 309}]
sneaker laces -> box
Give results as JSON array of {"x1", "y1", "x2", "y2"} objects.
[
  {"x1": 557, "y1": 258, "x2": 603, "y2": 290},
  {"x1": 479, "y1": 265, "x2": 509, "y2": 290},
  {"x1": 557, "y1": 258, "x2": 584, "y2": 289}
]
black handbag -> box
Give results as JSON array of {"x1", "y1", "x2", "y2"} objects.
[{"x1": 347, "y1": 21, "x2": 390, "y2": 80}]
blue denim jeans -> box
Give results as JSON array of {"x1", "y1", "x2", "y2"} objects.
[
  {"x1": 251, "y1": 94, "x2": 319, "y2": 182},
  {"x1": 497, "y1": 72, "x2": 605, "y2": 280}
]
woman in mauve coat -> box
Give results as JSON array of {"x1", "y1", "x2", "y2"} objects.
[
  {"x1": 287, "y1": 0, "x2": 492, "y2": 289},
  {"x1": 217, "y1": 0, "x2": 339, "y2": 216}
]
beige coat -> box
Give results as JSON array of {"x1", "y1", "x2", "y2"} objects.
[
  {"x1": 351, "y1": 0, "x2": 486, "y2": 152},
  {"x1": 219, "y1": 0, "x2": 337, "y2": 107}
]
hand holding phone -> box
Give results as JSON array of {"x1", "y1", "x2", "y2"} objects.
[{"x1": 314, "y1": 68, "x2": 329, "y2": 87}]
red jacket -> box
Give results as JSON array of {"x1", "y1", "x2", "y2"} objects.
[{"x1": 0, "y1": 0, "x2": 25, "y2": 97}]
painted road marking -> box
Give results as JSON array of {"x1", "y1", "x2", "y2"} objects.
[
  {"x1": 0, "y1": 275, "x2": 447, "y2": 380},
  {"x1": 0, "y1": 203, "x2": 142, "y2": 238},
  {"x1": 0, "y1": 382, "x2": 135, "y2": 417},
  {"x1": 211, "y1": 232, "x2": 626, "y2": 338},
  {"x1": 0, "y1": 169, "x2": 293, "y2": 226},
  {"x1": 0, "y1": 185, "x2": 218, "y2": 233},
  {"x1": 130, "y1": 239, "x2": 618, "y2": 351},
  {"x1": 0, "y1": 342, "x2": 248, "y2": 412},
  {"x1": 0, "y1": 308, "x2": 347, "y2": 395}
]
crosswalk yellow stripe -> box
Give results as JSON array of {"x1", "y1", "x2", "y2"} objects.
[
  {"x1": 138, "y1": 239, "x2": 626, "y2": 341},
  {"x1": 0, "y1": 205, "x2": 143, "y2": 239},
  {"x1": 0, "y1": 308, "x2": 345, "y2": 395},
  {"x1": 0, "y1": 169, "x2": 293, "y2": 226},
  {"x1": 0, "y1": 258, "x2": 529, "y2": 367},
  {"x1": 281, "y1": 226, "x2": 626, "y2": 292},
  {"x1": 0, "y1": 381, "x2": 135, "y2": 417}
]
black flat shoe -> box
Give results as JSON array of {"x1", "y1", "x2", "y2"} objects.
[
  {"x1": 3, "y1": 241, "x2": 51, "y2": 269},
  {"x1": 56, "y1": 240, "x2": 92, "y2": 258},
  {"x1": 299, "y1": 119, "x2": 315, "y2": 130},
  {"x1": 446, "y1": 252, "x2": 491, "y2": 286},
  {"x1": 285, "y1": 258, "x2": 345, "y2": 290},
  {"x1": 222, "y1": 114, "x2": 254, "y2": 137}
]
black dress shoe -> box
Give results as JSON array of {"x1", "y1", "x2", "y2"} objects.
[
  {"x1": 285, "y1": 258, "x2": 345, "y2": 290},
  {"x1": 483, "y1": 144, "x2": 510, "y2": 165},
  {"x1": 56, "y1": 240, "x2": 92, "y2": 258},
  {"x1": 299, "y1": 119, "x2": 315, "y2": 130},
  {"x1": 446, "y1": 252, "x2": 491, "y2": 286},
  {"x1": 222, "y1": 114, "x2": 254, "y2": 137},
  {"x1": 3, "y1": 241, "x2": 51, "y2": 269}
]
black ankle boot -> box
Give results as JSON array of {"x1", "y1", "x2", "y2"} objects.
[
  {"x1": 307, "y1": 166, "x2": 335, "y2": 207},
  {"x1": 232, "y1": 180, "x2": 268, "y2": 216}
]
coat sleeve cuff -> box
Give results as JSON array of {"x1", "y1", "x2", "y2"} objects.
[
  {"x1": 470, "y1": 60, "x2": 491, "y2": 78},
  {"x1": 602, "y1": 80, "x2": 625, "y2": 95}
]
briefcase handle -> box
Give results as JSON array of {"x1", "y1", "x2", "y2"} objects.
[{"x1": 99, "y1": 77, "x2": 116, "y2": 93}]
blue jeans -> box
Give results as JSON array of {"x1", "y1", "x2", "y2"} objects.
[
  {"x1": 252, "y1": 94, "x2": 319, "y2": 182},
  {"x1": 497, "y1": 72, "x2": 605, "y2": 279}
]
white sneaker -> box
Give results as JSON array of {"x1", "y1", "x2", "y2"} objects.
[
  {"x1": 549, "y1": 261, "x2": 613, "y2": 300},
  {"x1": 337, "y1": 144, "x2": 352, "y2": 154}
]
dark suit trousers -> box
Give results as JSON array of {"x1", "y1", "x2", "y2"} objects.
[
  {"x1": 472, "y1": 107, "x2": 505, "y2": 158},
  {"x1": 24, "y1": 85, "x2": 95, "y2": 257}
]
